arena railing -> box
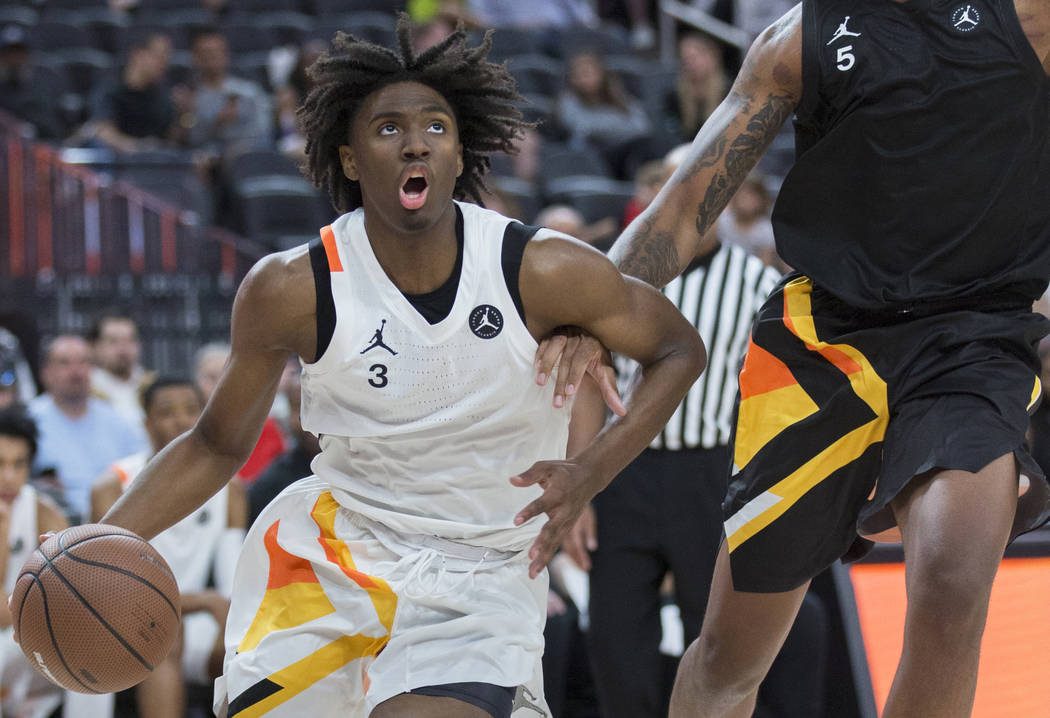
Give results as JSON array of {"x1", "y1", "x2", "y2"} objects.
[
  {"x1": 0, "y1": 109, "x2": 270, "y2": 373},
  {"x1": 1, "y1": 110, "x2": 268, "y2": 282}
]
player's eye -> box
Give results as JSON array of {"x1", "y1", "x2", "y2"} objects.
[
  {"x1": 427, "y1": 121, "x2": 445, "y2": 133},
  {"x1": 379, "y1": 123, "x2": 398, "y2": 135}
]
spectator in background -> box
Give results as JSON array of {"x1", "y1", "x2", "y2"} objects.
[
  {"x1": 717, "y1": 170, "x2": 783, "y2": 270},
  {"x1": 194, "y1": 342, "x2": 285, "y2": 483},
  {"x1": 664, "y1": 32, "x2": 728, "y2": 141},
  {"x1": 0, "y1": 328, "x2": 36, "y2": 410},
  {"x1": 79, "y1": 32, "x2": 177, "y2": 153},
  {"x1": 247, "y1": 358, "x2": 319, "y2": 528},
  {"x1": 91, "y1": 376, "x2": 246, "y2": 718},
  {"x1": 0, "y1": 24, "x2": 63, "y2": 140},
  {"x1": 27, "y1": 335, "x2": 146, "y2": 521},
  {"x1": 622, "y1": 159, "x2": 669, "y2": 228},
  {"x1": 274, "y1": 39, "x2": 326, "y2": 161},
  {"x1": 555, "y1": 49, "x2": 651, "y2": 174},
  {"x1": 181, "y1": 28, "x2": 273, "y2": 159},
  {"x1": 0, "y1": 408, "x2": 67, "y2": 718},
  {"x1": 535, "y1": 204, "x2": 617, "y2": 250},
  {"x1": 88, "y1": 310, "x2": 153, "y2": 443},
  {"x1": 466, "y1": 0, "x2": 598, "y2": 28}
]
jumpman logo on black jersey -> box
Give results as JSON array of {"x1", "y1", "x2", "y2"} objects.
[
  {"x1": 360, "y1": 319, "x2": 398, "y2": 356},
  {"x1": 827, "y1": 15, "x2": 862, "y2": 45},
  {"x1": 952, "y1": 4, "x2": 981, "y2": 30}
]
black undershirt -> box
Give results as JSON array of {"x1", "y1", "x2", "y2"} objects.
[{"x1": 401, "y1": 206, "x2": 465, "y2": 325}]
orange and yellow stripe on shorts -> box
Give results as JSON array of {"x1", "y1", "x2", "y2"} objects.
[
  {"x1": 725, "y1": 277, "x2": 890, "y2": 552},
  {"x1": 230, "y1": 491, "x2": 397, "y2": 717}
]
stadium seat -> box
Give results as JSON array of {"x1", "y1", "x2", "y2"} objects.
[
  {"x1": 28, "y1": 21, "x2": 96, "y2": 51},
  {"x1": 483, "y1": 27, "x2": 549, "y2": 62},
  {"x1": 225, "y1": 149, "x2": 302, "y2": 182},
  {"x1": 227, "y1": 10, "x2": 314, "y2": 46},
  {"x1": 0, "y1": 6, "x2": 37, "y2": 28},
  {"x1": 219, "y1": 22, "x2": 278, "y2": 54},
  {"x1": 62, "y1": 8, "x2": 131, "y2": 57},
  {"x1": 542, "y1": 175, "x2": 635, "y2": 224},
  {"x1": 230, "y1": 175, "x2": 329, "y2": 249},
  {"x1": 550, "y1": 24, "x2": 629, "y2": 59},
  {"x1": 505, "y1": 53, "x2": 564, "y2": 98},
  {"x1": 225, "y1": 0, "x2": 305, "y2": 13},
  {"x1": 538, "y1": 144, "x2": 613, "y2": 182},
  {"x1": 308, "y1": 0, "x2": 400, "y2": 15}
]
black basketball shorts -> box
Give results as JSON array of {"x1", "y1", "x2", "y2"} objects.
[{"x1": 723, "y1": 275, "x2": 1050, "y2": 592}]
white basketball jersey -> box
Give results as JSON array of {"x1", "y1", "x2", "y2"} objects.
[
  {"x1": 300, "y1": 201, "x2": 570, "y2": 552},
  {"x1": 112, "y1": 452, "x2": 229, "y2": 592},
  {"x1": 5, "y1": 485, "x2": 37, "y2": 594}
]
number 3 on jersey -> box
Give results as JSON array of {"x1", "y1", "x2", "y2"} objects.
[
  {"x1": 836, "y1": 45, "x2": 855, "y2": 71},
  {"x1": 368, "y1": 363, "x2": 388, "y2": 388}
]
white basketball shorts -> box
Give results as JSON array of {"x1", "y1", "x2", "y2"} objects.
[{"x1": 215, "y1": 477, "x2": 550, "y2": 717}]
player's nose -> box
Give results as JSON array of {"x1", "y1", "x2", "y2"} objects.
[{"x1": 401, "y1": 127, "x2": 431, "y2": 159}]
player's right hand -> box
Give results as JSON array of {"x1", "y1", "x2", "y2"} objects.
[
  {"x1": 535, "y1": 328, "x2": 625, "y2": 416},
  {"x1": 561, "y1": 504, "x2": 597, "y2": 571}
]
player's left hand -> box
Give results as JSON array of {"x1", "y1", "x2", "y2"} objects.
[{"x1": 511, "y1": 460, "x2": 601, "y2": 578}]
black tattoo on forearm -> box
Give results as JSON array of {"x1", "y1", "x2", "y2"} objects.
[
  {"x1": 694, "y1": 93, "x2": 795, "y2": 239},
  {"x1": 615, "y1": 216, "x2": 681, "y2": 287}
]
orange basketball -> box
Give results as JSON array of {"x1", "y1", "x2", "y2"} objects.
[{"x1": 11, "y1": 524, "x2": 181, "y2": 694}]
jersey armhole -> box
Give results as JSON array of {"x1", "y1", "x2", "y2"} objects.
[
  {"x1": 308, "y1": 236, "x2": 337, "y2": 362},
  {"x1": 795, "y1": 0, "x2": 823, "y2": 128},
  {"x1": 501, "y1": 221, "x2": 543, "y2": 325}
]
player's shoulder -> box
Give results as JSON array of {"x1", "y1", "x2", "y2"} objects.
[
  {"x1": 739, "y1": 3, "x2": 803, "y2": 99},
  {"x1": 524, "y1": 228, "x2": 612, "y2": 278}
]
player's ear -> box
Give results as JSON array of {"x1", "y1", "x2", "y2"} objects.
[
  {"x1": 338, "y1": 145, "x2": 359, "y2": 181},
  {"x1": 456, "y1": 142, "x2": 463, "y2": 178}
]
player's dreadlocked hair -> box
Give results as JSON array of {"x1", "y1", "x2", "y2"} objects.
[{"x1": 298, "y1": 14, "x2": 529, "y2": 214}]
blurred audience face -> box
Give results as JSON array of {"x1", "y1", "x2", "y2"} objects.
[
  {"x1": 128, "y1": 34, "x2": 172, "y2": 87},
  {"x1": 0, "y1": 432, "x2": 31, "y2": 506},
  {"x1": 678, "y1": 34, "x2": 721, "y2": 83},
  {"x1": 567, "y1": 52, "x2": 606, "y2": 100},
  {"x1": 535, "y1": 205, "x2": 586, "y2": 239},
  {"x1": 194, "y1": 344, "x2": 229, "y2": 403},
  {"x1": 93, "y1": 317, "x2": 141, "y2": 380},
  {"x1": 42, "y1": 336, "x2": 92, "y2": 407},
  {"x1": 279, "y1": 359, "x2": 319, "y2": 454},
  {"x1": 729, "y1": 176, "x2": 770, "y2": 222},
  {"x1": 633, "y1": 160, "x2": 669, "y2": 209},
  {"x1": 193, "y1": 33, "x2": 230, "y2": 82},
  {"x1": 144, "y1": 383, "x2": 203, "y2": 451},
  {"x1": 412, "y1": 18, "x2": 455, "y2": 53}
]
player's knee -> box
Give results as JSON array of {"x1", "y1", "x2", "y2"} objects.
[
  {"x1": 907, "y1": 551, "x2": 994, "y2": 623},
  {"x1": 689, "y1": 630, "x2": 767, "y2": 696}
]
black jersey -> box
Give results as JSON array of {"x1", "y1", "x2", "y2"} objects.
[{"x1": 772, "y1": 0, "x2": 1050, "y2": 310}]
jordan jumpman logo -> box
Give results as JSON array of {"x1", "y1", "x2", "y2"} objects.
[{"x1": 360, "y1": 319, "x2": 398, "y2": 356}]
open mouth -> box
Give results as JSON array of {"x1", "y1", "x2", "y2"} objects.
[{"x1": 399, "y1": 173, "x2": 429, "y2": 210}]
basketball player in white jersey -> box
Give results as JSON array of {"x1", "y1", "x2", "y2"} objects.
[
  {"x1": 0, "y1": 408, "x2": 67, "y2": 717},
  {"x1": 99, "y1": 17, "x2": 705, "y2": 718},
  {"x1": 91, "y1": 377, "x2": 247, "y2": 718}
]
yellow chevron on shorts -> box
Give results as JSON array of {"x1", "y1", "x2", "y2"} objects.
[
  {"x1": 727, "y1": 278, "x2": 889, "y2": 552},
  {"x1": 310, "y1": 491, "x2": 398, "y2": 634},
  {"x1": 1028, "y1": 376, "x2": 1041, "y2": 411},
  {"x1": 231, "y1": 634, "x2": 377, "y2": 718},
  {"x1": 735, "y1": 383, "x2": 819, "y2": 470}
]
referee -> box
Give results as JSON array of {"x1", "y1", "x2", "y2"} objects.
[
  {"x1": 567, "y1": 150, "x2": 823, "y2": 717},
  {"x1": 574, "y1": 225, "x2": 779, "y2": 718}
]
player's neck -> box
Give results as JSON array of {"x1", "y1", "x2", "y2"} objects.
[{"x1": 363, "y1": 204, "x2": 460, "y2": 295}]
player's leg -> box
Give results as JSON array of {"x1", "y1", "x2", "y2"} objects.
[
  {"x1": 668, "y1": 541, "x2": 809, "y2": 718},
  {"x1": 134, "y1": 623, "x2": 185, "y2": 718},
  {"x1": 370, "y1": 693, "x2": 495, "y2": 718},
  {"x1": 881, "y1": 453, "x2": 1017, "y2": 718}
]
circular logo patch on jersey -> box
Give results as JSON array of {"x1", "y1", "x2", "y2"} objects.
[
  {"x1": 469, "y1": 304, "x2": 503, "y2": 339},
  {"x1": 951, "y1": 4, "x2": 981, "y2": 31}
]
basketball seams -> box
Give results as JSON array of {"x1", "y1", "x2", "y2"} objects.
[
  {"x1": 60, "y1": 551, "x2": 179, "y2": 618},
  {"x1": 33, "y1": 578, "x2": 102, "y2": 694},
  {"x1": 36, "y1": 546, "x2": 156, "y2": 673}
]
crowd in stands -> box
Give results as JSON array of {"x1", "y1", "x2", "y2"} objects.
[
  {"x1": 0, "y1": 0, "x2": 790, "y2": 263},
  {"x1": 0, "y1": 1, "x2": 842, "y2": 717}
]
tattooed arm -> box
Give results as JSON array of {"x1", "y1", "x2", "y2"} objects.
[{"x1": 609, "y1": 6, "x2": 803, "y2": 287}]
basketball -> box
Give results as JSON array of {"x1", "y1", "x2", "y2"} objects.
[{"x1": 10, "y1": 524, "x2": 182, "y2": 694}]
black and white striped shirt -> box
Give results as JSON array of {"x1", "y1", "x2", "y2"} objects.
[{"x1": 618, "y1": 244, "x2": 781, "y2": 450}]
